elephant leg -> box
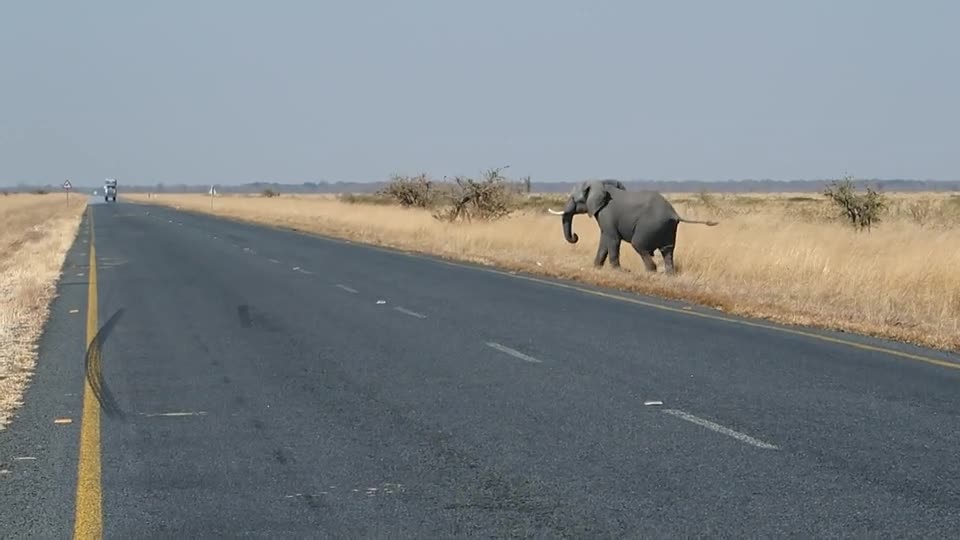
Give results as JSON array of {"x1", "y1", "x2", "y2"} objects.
[
  {"x1": 607, "y1": 236, "x2": 623, "y2": 269},
  {"x1": 659, "y1": 244, "x2": 676, "y2": 274},
  {"x1": 638, "y1": 250, "x2": 657, "y2": 272},
  {"x1": 593, "y1": 240, "x2": 609, "y2": 267},
  {"x1": 630, "y1": 239, "x2": 657, "y2": 272}
]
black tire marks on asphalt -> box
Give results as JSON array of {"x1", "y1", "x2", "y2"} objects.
[
  {"x1": 237, "y1": 305, "x2": 253, "y2": 328},
  {"x1": 84, "y1": 308, "x2": 125, "y2": 419},
  {"x1": 237, "y1": 304, "x2": 282, "y2": 332}
]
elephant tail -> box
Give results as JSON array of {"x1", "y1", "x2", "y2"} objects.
[{"x1": 678, "y1": 217, "x2": 719, "y2": 226}]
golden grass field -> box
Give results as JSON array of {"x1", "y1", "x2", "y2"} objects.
[
  {"x1": 0, "y1": 194, "x2": 86, "y2": 429},
  {"x1": 127, "y1": 190, "x2": 960, "y2": 353}
]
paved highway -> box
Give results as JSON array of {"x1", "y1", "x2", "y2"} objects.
[{"x1": 2, "y1": 198, "x2": 960, "y2": 537}]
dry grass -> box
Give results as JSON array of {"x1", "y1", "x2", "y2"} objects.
[
  {"x1": 127, "y1": 191, "x2": 960, "y2": 353},
  {"x1": 0, "y1": 194, "x2": 86, "y2": 430}
]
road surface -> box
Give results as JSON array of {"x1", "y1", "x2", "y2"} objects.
[{"x1": 2, "y1": 198, "x2": 960, "y2": 537}]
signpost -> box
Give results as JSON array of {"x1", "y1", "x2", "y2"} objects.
[
  {"x1": 63, "y1": 179, "x2": 72, "y2": 206},
  {"x1": 209, "y1": 185, "x2": 217, "y2": 210}
]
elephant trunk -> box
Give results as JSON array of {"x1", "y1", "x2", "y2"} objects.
[{"x1": 561, "y1": 198, "x2": 579, "y2": 244}]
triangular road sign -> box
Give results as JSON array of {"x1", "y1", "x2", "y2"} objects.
[{"x1": 63, "y1": 180, "x2": 72, "y2": 190}]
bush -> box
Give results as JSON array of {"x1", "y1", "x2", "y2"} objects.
[
  {"x1": 379, "y1": 173, "x2": 435, "y2": 208},
  {"x1": 338, "y1": 193, "x2": 394, "y2": 205},
  {"x1": 432, "y1": 167, "x2": 517, "y2": 222},
  {"x1": 823, "y1": 176, "x2": 888, "y2": 231},
  {"x1": 261, "y1": 189, "x2": 279, "y2": 198}
]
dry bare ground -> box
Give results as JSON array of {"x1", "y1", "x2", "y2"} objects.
[
  {"x1": 0, "y1": 194, "x2": 86, "y2": 430},
  {"x1": 127, "y1": 191, "x2": 960, "y2": 353}
]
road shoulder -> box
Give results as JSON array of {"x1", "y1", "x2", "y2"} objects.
[{"x1": 0, "y1": 211, "x2": 90, "y2": 537}]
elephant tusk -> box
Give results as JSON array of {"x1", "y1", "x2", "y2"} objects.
[{"x1": 547, "y1": 208, "x2": 565, "y2": 215}]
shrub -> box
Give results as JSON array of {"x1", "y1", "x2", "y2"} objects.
[
  {"x1": 823, "y1": 176, "x2": 888, "y2": 231},
  {"x1": 261, "y1": 189, "x2": 279, "y2": 198},
  {"x1": 379, "y1": 173, "x2": 435, "y2": 208},
  {"x1": 338, "y1": 192, "x2": 394, "y2": 205},
  {"x1": 432, "y1": 167, "x2": 518, "y2": 222}
]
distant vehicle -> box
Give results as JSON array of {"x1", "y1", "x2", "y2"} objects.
[{"x1": 104, "y1": 179, "x2": 118, "y2": 202}]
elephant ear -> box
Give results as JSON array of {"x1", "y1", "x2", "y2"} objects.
[
  {"x1": 610, "y1": 179, "x2": 627, "y2": 191},
  {"x1": 585, "y1": 181, "x2": 611, "y2": 217}
]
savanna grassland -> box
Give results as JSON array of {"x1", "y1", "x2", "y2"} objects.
[
  {"x1": 126, "y1": 184, "x2": 960, "y2": 353},
  {"x1": 0, "y1": 194, "x2": 86, "y2": 429}
]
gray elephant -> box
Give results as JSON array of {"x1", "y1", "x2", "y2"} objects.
[{"x1": 548, "y1": 180, "x2": 718, "y2": 273}]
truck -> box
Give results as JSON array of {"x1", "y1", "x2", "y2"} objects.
[{"x1": 104, "y1": 178, "x2": 118, "y2": 202}]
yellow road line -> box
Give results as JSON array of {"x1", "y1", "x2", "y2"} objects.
[{"x1": 74, "y1": 207, "x2": 102, "y2": 539}]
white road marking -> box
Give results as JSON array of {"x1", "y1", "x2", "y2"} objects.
[
  {"x1": 644, "y1": 400, "x2": 663, "y2": 406},
  {"x1": 295, "y1": 268, "x2": 313, "y2": 275},
  {"x1": 268, "y1": 259, "x2": 281, "y2": 264},
  {"x1": 485, "y1": 342, "x2": 543, "y2": 363},
  {"x1": 393, "y1": 306, "x2": 426, "y2": 319},
  {"x1": 14, "y1": 456, "x2": 37, "y2": 461},
  {"x1": 336, "y1": 284, "x2": 358, "y2": 294},
  {"x1": 140, "y1": 411, "x2": 208, "y2": 418},
  {"x1": 662, "y1": 409, "x2": 778, "y2": 450}
]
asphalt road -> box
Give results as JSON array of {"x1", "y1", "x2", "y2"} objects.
[{"x1": 2, "y1": 198, "x2": 960, "y2": 537}]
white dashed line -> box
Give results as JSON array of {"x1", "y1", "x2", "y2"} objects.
[
  {"x1": 393, "y1": 306, "x2": 426, "y2": 319},
  {"x1": 336, "y1": 284, "x2": 358, "y2": 294},
  {"x1": 484, "y1": 342, "x2": 542, "y2": 363},
  {"x1": 662, "y1": 409, "x2": 779, "y2": 450},
  {"x1": 140, "y1": 411, "x2": 208, "y2": 418},
  {"x1": 294, "y1": 268, "x2": 313, "y2": 275},
  {"x1": 268, "y1": 259, "x2": 281, "y2": 264}
]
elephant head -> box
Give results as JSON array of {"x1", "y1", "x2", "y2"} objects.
[{"x1": 548, "y1": 179, "x2": 626, "y2": 244}]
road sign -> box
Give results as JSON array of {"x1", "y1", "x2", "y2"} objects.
[{"x1": 63, "y1": 179, "x2": 72, "y2": 190}]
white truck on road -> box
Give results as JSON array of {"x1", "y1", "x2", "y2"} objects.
[{"x1": 104, "y1": 178, "x2": 118, "y2": 202}]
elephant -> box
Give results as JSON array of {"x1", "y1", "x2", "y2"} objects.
[{"x1": 548, "y1": 180, "x2": 718, "y2": 274}]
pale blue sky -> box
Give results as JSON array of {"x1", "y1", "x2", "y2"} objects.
[{"x1": 2, "y1": 0, "x2": 957, "y2": 186}]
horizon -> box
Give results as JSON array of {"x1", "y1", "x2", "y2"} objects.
[
  {"x1": 6, "y1": 176, "x2": 959, "y2": 195},
  {"x1": 2, "y1": 1, "x2": 958, "y2": 186}
]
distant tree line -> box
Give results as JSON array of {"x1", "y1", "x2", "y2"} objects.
[{"x1": 3, "y1": 178, "x2": 959, "y2": 194}]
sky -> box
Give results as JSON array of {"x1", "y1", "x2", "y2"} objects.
[{"x1": 1, "y1": 0, "x2": 958, "y2": 186}]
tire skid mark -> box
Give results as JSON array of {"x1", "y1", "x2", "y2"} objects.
[
  {"x1": 237, "y1": 304, "x2": 253, "y2": 328},
  {"x1": 84, "y1": 308, "x2": 125, "y2": 419}
]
